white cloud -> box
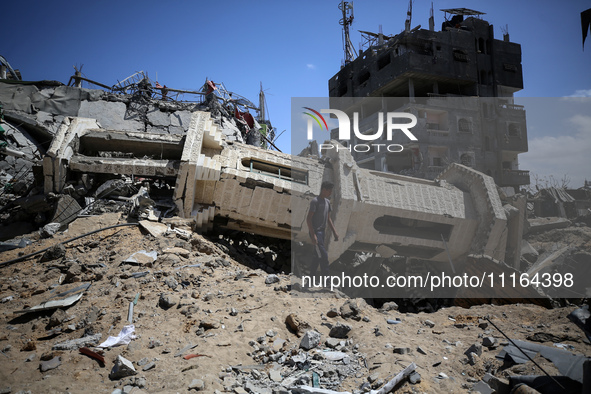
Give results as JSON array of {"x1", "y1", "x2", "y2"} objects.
[
  {"x1": 561, "y1": 89, "x2": 591, "y2": 102},
  {"x1": 565, "y1": 89, "x2": 591, "y2": 97},
  {"x1": 306, "y1": 64, "x2": 316, "y2": 70},
  {"x1": 520, "y1": 114, "x2": 591, "y2": 188}
]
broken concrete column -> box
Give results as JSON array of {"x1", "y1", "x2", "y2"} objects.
[{"x1": 43, "y1": 117, "x2": 100, "y2": 194}]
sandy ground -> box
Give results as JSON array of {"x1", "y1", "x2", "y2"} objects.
[{"x1": 0, "y1": 216, "x2": 589, "y2": 393}]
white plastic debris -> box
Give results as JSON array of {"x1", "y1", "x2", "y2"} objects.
[
  {"x1": 1, "y1": 295, "x2": 14, "y2": 303},
  {"x1": 323, "y1": 351, "x2": 349, "y2": 361},
  {"x1": 98, "y1": 324, "x2": 136, "y2": 348}
]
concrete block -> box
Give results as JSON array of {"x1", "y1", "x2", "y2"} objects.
[
  {"x1": 79, "y1": 100, "x2": 143, "y2": 132},
  {"x1": 147, "y1": 107, "x2": 171, "y2": 127},
  {"x1": 527, "y1": 217, "x2": 571, "y2": 234},
  {"x1": 109, "y1": 355, "x2": 137, "y2": 380},
  {"x1": 170, "y1": 111, "x2": 192, "y2": 129},
  {"x1": 300, "y1": 330, "x2": 321, "y2": 350},
  {"x1": 329, "y1": 323, "x2": 352, "y2": 339}
]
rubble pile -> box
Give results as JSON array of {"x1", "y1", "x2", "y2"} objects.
[
  {"x1": 0, "y1": 214, "x2": 590, "y2": 393},
  {"x1": 0, "y1": 74, "x2": 275, "y2": 242}
]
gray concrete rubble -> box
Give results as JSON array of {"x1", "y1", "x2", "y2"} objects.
[{"x1": 39, "y1": 108, "x2": 512, "y2": 264}]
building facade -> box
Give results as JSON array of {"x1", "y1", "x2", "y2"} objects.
[{"x1": 328, "y1": 9, "x2": 529, "y2": 189}]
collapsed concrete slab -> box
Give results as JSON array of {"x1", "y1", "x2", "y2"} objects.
[{"x1": 44, "y1": 112, "x2": 510, "y2": 264}]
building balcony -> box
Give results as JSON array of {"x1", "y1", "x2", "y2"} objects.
[
  {"x1": 500, "y1": 134, "x2": 528, "y2": 153},
  {"x1": 500, "y1": 169, "x2": 530, "y2": 186}
]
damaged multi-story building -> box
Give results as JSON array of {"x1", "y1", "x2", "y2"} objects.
[{"x1": 328, "y1": 7, "x2": 530, "y2": 190}]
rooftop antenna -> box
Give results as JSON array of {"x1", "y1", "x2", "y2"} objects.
[
  {"x1": 339, "y1": 1, "x2": 357, "y2": 64},
  {"x1": 405, "y1": 0, "x2": 413, "y2": 32},
  {"x1": 429, "y1": 2, "x2": 435, "y2": 31},
  {"x1": 258, "y1": 82, "x2": 266, "y2": 123},
  {"x1": 501, "y1": 24, "x2": 509, "y2": 42}
]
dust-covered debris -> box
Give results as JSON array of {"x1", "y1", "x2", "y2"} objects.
[{"x1": 0, "y1": 214, "x2": 589, "y2": 393}]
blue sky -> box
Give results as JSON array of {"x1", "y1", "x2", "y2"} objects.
[{"x1": 2, "y1": 1, "x2": 590, "y2": 185}]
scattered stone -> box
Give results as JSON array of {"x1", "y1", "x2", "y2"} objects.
[
  {"x1": 142, "y1": 362, "x2": 156, "y2": 371},
  {"x1": 380, "y1": 301, "x2": 398, "y2": 312},
  {"x1": 464, "y1": 343, "x2": 483, "y2": 357},
  {"x1": 25, "y1": 353, "x2": 37, "y2": 362},
  {"x1": 137, "y1": 358, "x2": 149, "y2": 367},
  {"x1": 40, "y1": 222, "x2": 61, "y2": 238},
  {"x1": 47, "y1": 309, "x2": 69, "y2": 329},
  {"x1": 340, "y1": 300, "x2": 361, "y2": 319},
  {"x1": 148, "y1": 339, "x2": 162, "y2": 349},
  {"x1": 200, "y1": 318, "x2": 220, "y2": 330},
  {"x1": 300, "y1": 330, "x2": 321, "y2": 350},
  {"x1": 158, "y1": 293, "x2": 178, "y2": 310},
  {"x1": 269, "y1": 369, "x2": 282, "y2": 382},
  {"x1": 478, "y1": 320, "x2": 489, "y2": 330},
  {"x1": 109, "y1": 355, "x2": 137, "y2": 380},
  {"x1": 265, "y1": 274, "x2": 280, "y2": 284},
  {"x1": 285, "y1": 314, "x2": 311, "y2": 337},
  {"x1": 188, "y1": 378, "x2": 205, "y2": 391},
  {"x1": 52, "y1": 334, "x2": 102, "y2": 350},
  {"x1": 326, "y1": 308, "x2": 339, "y2": 318},
  {"x1": 41, "y1": 244, "x2": 66, "y2": 262},
  {"x1": 325, "y1": 338, "x2": 341, "y2": 349},
  {"x1": 202, "y1": 293, "x2": 213, "y2": 302},
  {"x1": 164, "y1": 277, "x2": 178, "y2": 290},
  {"x1": 482, "y1": 337, "x2": 497, "y2": 348},
  {"x1": 466, "y1": 352, "x2": 479, "y2": 366},
  {"x1": 329, "y1": 323, "x2": 352, "y2": 339},
  {"x1": 409, "y1": 371, "x2": 422, "y2": 384},
  {"x1": 368, "y1": 373, "x2": 379, "y2": 383},
  {"x1": 64, "y1": 262, "x2": 82, "y2": 283},
  {"x1": 165, "y1": 247, "x2": 191, "y2": 258},
  {"x1": 424, "y1": 319, "x2": 435, "y2": 328},
  {"x1": 417, "y1": 346, "x2": 427, "y2": 355},
  {"x1": 20, "y1": 341, "x2": 36, "y2": 351},
  {"x1": 39, "y1": 356, "x2": 61, "y2": 372},
  {"x1": 393, "y1": 347, "x2": 411, "y2": 355}
]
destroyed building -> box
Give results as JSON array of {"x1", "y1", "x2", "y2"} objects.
[
  {"x1": 328, "y1": 7, "x2": 530, "y2": 190},
  {"x1": 43, "y1": 109, "x2": 512, "y2": 264}
]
